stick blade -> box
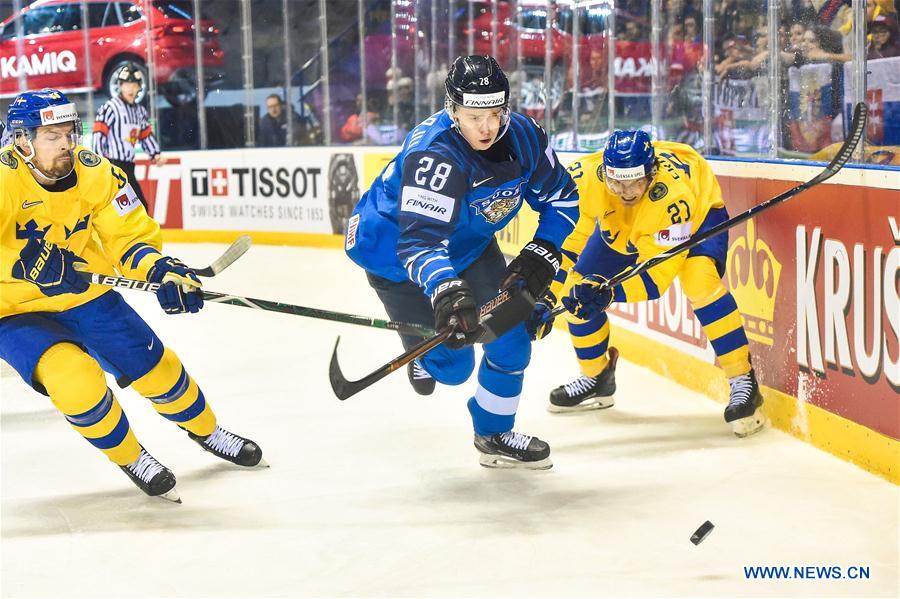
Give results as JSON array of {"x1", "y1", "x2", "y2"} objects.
[
  {"x1": 195, "y1": 235, "x2": 252, "y2": 277},
  {"x1": 328, "y1": 337, "x2": 358, "y2": 401}
]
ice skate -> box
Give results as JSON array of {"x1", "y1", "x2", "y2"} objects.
[
  {"x1": 474, "y1": 430, "x2": 552, "y2": 470},
  {"x1": 548, "y1": 347, "x2": 618, "y2": 413},
  {"x1": 725, "y1": 370, "x2": 766, "y2": 437},
  {"x1": 188, "y1": 425, "x2": 267, "y2": 467},
  {"x1": 407, "y1": 359, "x2": 435, "y2": 395},
  {"x1": 120, "y1": 447, "x2": 180, "y2": 503}
]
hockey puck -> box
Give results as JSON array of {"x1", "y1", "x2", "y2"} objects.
[{"x1": 690, "y1": 520, "x2": 714, "y2": 545}]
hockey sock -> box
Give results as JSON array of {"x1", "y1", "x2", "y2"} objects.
[
  {"x1": 131, "y1": 348, "x2": 217, "y2": 437},
  {"x1": 566, "y1": 312, "x2": 610, "y2": 378},
  {"x1": 468, "y1": 357, "x2": 522, "y2": 436},
  {"x1": 35, "y1": 342, "x2": 140, "y2": 465}
]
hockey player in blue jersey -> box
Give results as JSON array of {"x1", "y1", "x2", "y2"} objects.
[{"x1": 345, "y1": 55, "x2": 579, "y2": 470}]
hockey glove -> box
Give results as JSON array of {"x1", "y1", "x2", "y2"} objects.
[
  {"x1": 431, "y1": 278, "x2": 480, "y2": 350},
  {"x1": 525, "y1": 290, "x2": 557, "y2": 341},
  {"x1": 500, "y1": 238, "x2": 561, "y2": 299},
  {"x1": 562, "y1": 274, "x2": 614, "y2": 321},
  {"x1": 11, "y1": 237, "x2": 89, "y2": 297},
  {"x1": 147, "y1": 257, "x2": 204, "y2": 314}
]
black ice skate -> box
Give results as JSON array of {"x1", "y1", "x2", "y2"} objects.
[
  {"x1": 725, "y1": 369, "x2": 766, "y2": 437},
  {"x1": 188, "y1": 425, "x2": 266, "y2": 467},
  {"x1": 120, "y1": 447, "x2": 180, "y2": 503},
  {"x1": 548, "y1": 347, "x2": 618, "y2": 413},
  {"x1": 407, "y1": 359, "x2": 435, "y2": 396},
  {"x1": 473, "y1": 431, "x2": 552, "y2": 470}
]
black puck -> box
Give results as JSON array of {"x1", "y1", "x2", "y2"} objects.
[{"x1": 690, "y1": 520, "x2": 714, "y2": 545}]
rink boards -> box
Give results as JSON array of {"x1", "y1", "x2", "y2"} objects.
[{"x1": 132, "y1": 146, "x2": 899, "y2": 484}]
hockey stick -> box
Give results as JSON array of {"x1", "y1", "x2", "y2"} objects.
[
  {"x1": 191, "y1": 235, "x2": 252, "y2": 277},
  {"x1": 327, "y1": 102, "x2": 868, "y2": 401},
  {"x1": 79, "y1": 272, "x2": 434, "y2": 337},
  {"x1": 548, "y1": 101, "x2": 868, "y2": 319},
  {"x1": 329, "y1": 287, "x2": 533, "y2": 400},
  {"x1": 329, "y1": 329, "x2": 454, "y2": 400}
]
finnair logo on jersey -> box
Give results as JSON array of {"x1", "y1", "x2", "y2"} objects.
[
  {"x1": 400, "y1": 186, "x2": 454, "y2": 223},
  {"x1": 462, "y1": 91, "x2": 505, "y2": 107},
  {"x1": 655, "y1": 222, "x2": 692, "y2": 246}
]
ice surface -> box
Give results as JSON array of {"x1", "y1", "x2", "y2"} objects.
[{"x1": 2, "y1": 243, "x2": 897, "y2": 598}]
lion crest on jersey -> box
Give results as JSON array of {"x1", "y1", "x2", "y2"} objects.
[
  {"x1": 77, "y1": 149, "x2": 101, "y2": 167},
  {"x1": 472, "y1": 181, "x2": 524, "y2": 224},
  {"x1": 1, "y1": 149, "x2": 19, "y2": 169}
]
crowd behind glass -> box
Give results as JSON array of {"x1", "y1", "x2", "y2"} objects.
[{"x1": 1, "y1": 0, "x2": 897, "y2": 165}]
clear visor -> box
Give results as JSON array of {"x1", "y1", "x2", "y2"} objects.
[{"x1": 13, "y1": 120, "x2": 82, "y2": 154}]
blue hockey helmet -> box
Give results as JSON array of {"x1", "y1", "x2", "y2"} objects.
[
  {"x1": 603, "y1": 130, "x2": 655, "y2": 180},
  {"x1": 7, "y1": 89, "x2": 80, "y2": 133},
  {"x1": 7, "y1": 89, "x2": 81, "y2": 179}
]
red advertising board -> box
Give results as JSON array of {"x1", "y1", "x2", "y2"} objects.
[
  {"x1": 716, "y1": 176, "x2": 898, "y2": 440},
  {"x1": 135, "y1": 158, "x2": 183, "y2": 229}
]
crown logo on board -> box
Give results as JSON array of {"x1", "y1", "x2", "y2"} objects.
[{"x1": 726, "y1": 220, "x2": 781, "y2": 346}]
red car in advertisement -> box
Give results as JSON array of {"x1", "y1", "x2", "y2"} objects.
[{"x1": 0, "y1": 0, "x2": 224, "y2": 105}]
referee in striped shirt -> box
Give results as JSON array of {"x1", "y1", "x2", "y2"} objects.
[{"x1": 92, "y1": 63, "x2": 167, "y2": 210}]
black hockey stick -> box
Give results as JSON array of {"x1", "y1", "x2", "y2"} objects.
[
  {"x1": 192, "y1": 235, "x2": 252, "y2": 277},
  {"x1": 79, "y1": 272, "x2": 434, "y2": 337},
  {"x1": 549, "y1": 101, "x2": 868, "y2": 319},
  {"x1": 329, "y1": 329, "x2": 454, "y2": 400},
  {"x1": 329, "y1": 287, "x2": 533, "y2": 400}
]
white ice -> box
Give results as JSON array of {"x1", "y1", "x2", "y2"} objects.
[{"x1": 2, "y1": 243, "x2": 898, "y2": 598}]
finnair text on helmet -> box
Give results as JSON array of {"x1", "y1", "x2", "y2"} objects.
[
  {"x1": 0, "y1": 52, "x2": 77, "y2": 78},
  {"x1": 462, "y1": 91, "x2": 505, "y2": 107}
]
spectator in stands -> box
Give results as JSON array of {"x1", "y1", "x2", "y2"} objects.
[
  {"x1": 683, "y1": 13, "x2": 702, "y2": 43},
  {"x1": 387, "y1": 76, "x2": 415, "y2": 131},
  {"x1": 783, "y1": 21, "x2": 807, "y2": 64},
  {"x1": 580, "y1": 47, "x2": 608, "y2": 91},
  {"x1": 747, "y1": 28, "x2": 771, "y2": 72},
  {"x1": 339, "y1": 94, "x2": 384, "y2": 144},
  {"x1": 621, "y1": 20, "x2": 645, "y2": 42},
  {"x1": 259, "y1": 95, "x2": 290, "y2": 147},
  {"x1": 867, "y1": 14, "x2": 900, "y2": 58},
  {"x1": 258, "y1": 94, "x2": 321, "y2": 147},
  {"x1": 800, "y1": 26, "x2": 852, "y2": 62},
  {"x1": 715, "y1": 36, "x2": 756, "y2": 79}
]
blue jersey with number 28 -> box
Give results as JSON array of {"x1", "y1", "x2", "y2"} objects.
[{"x1": 344, "y1": 110, "x2": 579, "y2": 298}]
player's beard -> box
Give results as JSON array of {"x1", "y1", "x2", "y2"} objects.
[{"x1": 42, "y1": 151, "x2": 74, "y2": 179}]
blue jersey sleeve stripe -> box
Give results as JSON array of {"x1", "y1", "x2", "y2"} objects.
[
  {"x1": 422, "y1": 265, "x2": 454, "y2": 285},
  {"x1": 552, "y1": 199, "x2": 579, "y2": 208}
]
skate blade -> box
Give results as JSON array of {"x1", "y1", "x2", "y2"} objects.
[
  {"x1": 156, "y1": 487, "x2": 182, "y2": 503},
  {"x1": 731, "y1": 411, "x2": 768, "y2": 438},
  {"x1": 252, "y1": 458, "x2": 270, "y2": 469},
  {"x1": 547, "y1": 395, "x2": 615, "y2": 414},
  {"x1": 478, "y1": 453, "x2": 553, "y2": 470}
]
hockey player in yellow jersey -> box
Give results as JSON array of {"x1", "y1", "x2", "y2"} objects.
[
  {"x1": 0, "y1": 89, "x2": 265, "y2": 501},
  {"x1": 526, "y1": 130, "x2": 765, "y2": 437}
]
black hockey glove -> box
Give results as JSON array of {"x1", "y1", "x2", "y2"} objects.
[
  {"x1": 431, "y1": 278, "x2": 480, "y2": 350},
  {"x1": 500, "y1": 238, "x2": 561, "y2": 299}
]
